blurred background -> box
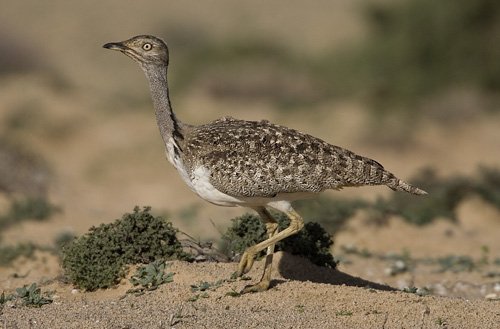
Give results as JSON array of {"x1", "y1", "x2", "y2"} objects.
[{"x1": 0, "y1": 0, "x2": 499, "y2": 292}]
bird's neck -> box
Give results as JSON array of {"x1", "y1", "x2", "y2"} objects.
[{"x1": 142, "y1": 64, "x2": 184, "y2": 150}]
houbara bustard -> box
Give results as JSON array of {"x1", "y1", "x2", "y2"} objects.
[{"x1": 103, "y1": 35, "x2": 426, "y2": 293}]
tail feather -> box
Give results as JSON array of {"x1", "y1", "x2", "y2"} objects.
[
  {"x1": 386, "y1": 177, "x2": 428, "y2": 195},
  {"x1": 341, "y1": 153, "x2": 427, "y2": 195}
]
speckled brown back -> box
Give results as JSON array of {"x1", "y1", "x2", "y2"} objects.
[{"x1": 180, "y1": 117, "x2": 418, "y2": 198}]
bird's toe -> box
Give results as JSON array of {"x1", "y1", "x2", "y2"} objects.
[
  {"x1": 237, "y1": 249, "x2": 256, "y2": 276},
  {"x1": 241, "y1": 279, "x2": 271, "y2": 294}
]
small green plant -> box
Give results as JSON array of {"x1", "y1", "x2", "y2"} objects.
[
  {"x1": 435, "y1": 255, "x2": 476, "y2": 273},
  {"x1": 15, "y1": 283, "x2": 52, "y2": 307},
  {"x1": 187, "y1": 292, "x2": 209, "y2": 302},
  {"x1": 402, "y1": 286, "x2": 418, "y2": 294},
  {"x1": 128, "y1": 260, "x2": 174, "y2": 295},
  {"x1": 221, "y1": 212, "x2": 337, "y2": 268},
  {"x1": 188, "y1": 279, "x2": 227, "y2": 301},
  {"x1": 295, "y1": 304, "x2": 305, "y2": 313},
  {"x1": 62, "y1": 206, "x2": 191, "y2": 291},
  {"x1": 190, "y1": 280, "x2": 224, "y2": 293},
  {"x1": 0, "y1": 291, "x2": 14, "y2": 306},
  {"x1": 335, "y1": 310, "x2": 353, "y2": 316},
  {"x1": 225, "y1": 289, "x2": 241, "y2": 298},
  {"x1": 435, "y1": 317, "x2": 448, "y2": 327},
  {"x1": 402, "y1": 286, "x2": 431, "y2": 296}
]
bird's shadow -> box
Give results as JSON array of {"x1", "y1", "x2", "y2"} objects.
[{"x1": 270, "y1": 251, "x2": 396, "y2": 292}]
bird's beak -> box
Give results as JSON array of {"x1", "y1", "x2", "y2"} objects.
[{"x1": 103, "y1": 41, "x2": 127, "y2": 51}]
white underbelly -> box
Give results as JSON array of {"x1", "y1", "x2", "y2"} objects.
[{"x1": 165, "y1": 138, "x2": 316, "y2": 209}]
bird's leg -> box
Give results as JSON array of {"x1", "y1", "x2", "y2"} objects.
[
  {"x1": 239, "y1": 208, "x2": 279, "y2": 293},
  {"x1": 238, "y1": 206, "x2": 304, "y2": 293}
]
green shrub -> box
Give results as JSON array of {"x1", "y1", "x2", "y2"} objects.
[
  {"x1": 62, "y1": 206, "x2": 190, "y2": 291},
  {"x1": 0, "y1": 138, "x2": 52, "y2": 199},
  {"x1": 0, "y1": 243, "x2": 37, "y2": 266},
  {"x1": 0, "y1": 197, "x2": 59, "y2": 232},
  {"x1": 222, "y1": 212, "x2": 337, "y2": 268},
  {"x1": 320, "y1": 0, "x2": 500, "y2": 114},
  {"x1": 474, "y1": 166, "x2": 500, "y2": 208},
  {"x1": 435, "y1": 255, "x2": 476, "y2": 273}
]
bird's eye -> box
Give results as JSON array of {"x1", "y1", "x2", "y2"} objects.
[{"x1": 142, "y1": 43, "x2": 152, "y2": 51}]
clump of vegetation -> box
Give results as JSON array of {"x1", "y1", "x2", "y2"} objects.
[
  {"x1": 474, "y1": 167, "x2": 500, "y2": 207},
  {"x1": 0, "y1": 291, "x2": 14, "y2": 312},
  {"x1": 221, "y1": 212, "x2": 337, "y2": 268},
  {"x1": 435, "y1": 255, "x2": 476, "y2": 273},
  {"x1": 321, "y1": 0, "x2": 500, "y2": 114},
  {"x1": 0, "y1": 138, "x2": 52, "y2": 198},
  {"x1": 190, "y1": 280, "x2": 222, "y2": 293},
  {"x1": 435, "y1": 317, "x2": 448, "y2": 327},
  {"x1": 402, "y1": 286, "x2": 431, "y2": 296},
  {"x1": 188, "y1": 279, "x2": 228, "y2": 302},
  {"x1": 14, "y1": 283, "x2": 52, "y2": 307},
  {"x1": 128, "y1": 260, "x2": 174, "y2": 295},
  {"x1": 62, "y1": 206, "x2": 191, "y2": 291},
  {"x1": 335, "y1": 310, "x2": 353, "y2": 317},
  {"x1": 0, "y1": 243, "x2": 37, "y2": 266},
  {"x1": 0, "y1": 197, "x2": 60, "y2": 231}
]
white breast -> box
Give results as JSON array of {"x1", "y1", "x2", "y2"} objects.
[
  {"x1": 165, "y1": 138, "x2": 241, "y2": 207},
  {"x1": 165, "y1": 138, "x2": 194, "y2": 190},
  {"x1": 190, "y1": 166, "x2": 242, "y2": 207}
]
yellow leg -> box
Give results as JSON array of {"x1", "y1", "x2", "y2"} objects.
[
  {"x1": 240, "y1": 208, "x2": 278, "y2": 293},
  {"x1": 237, "y1": 207, "x2": 304, "y2": 293}
]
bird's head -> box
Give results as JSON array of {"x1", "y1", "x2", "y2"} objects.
[{"x1": 103, "y1": 35, "x2": 169, "y2": 67}]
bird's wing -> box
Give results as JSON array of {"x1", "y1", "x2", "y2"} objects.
[{"x1": 185, "y1": 117, "x2": 389, "y2": 198}]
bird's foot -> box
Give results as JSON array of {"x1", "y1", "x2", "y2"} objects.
[
  {"x1": 236, "y1": 249, "x2": 256, "y2": 277},
  {"x1": 241, "y1": 279, "x2": 271, "y2": 294}
]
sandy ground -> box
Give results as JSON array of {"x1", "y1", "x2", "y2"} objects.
[
  {"x1": 1, "y1": 1, "x2": 500, "y2": 328},
  {"x1": 1, "y1": 252, "x2": 499, "y2": 329}
]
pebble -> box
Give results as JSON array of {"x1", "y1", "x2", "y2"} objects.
[{"x1": 484, "y1": 293, "x2": 499, "y2": 300}]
